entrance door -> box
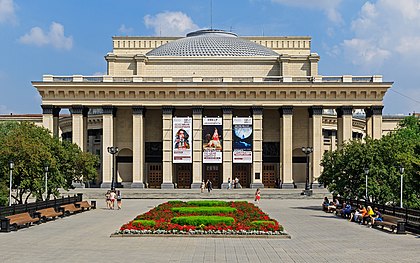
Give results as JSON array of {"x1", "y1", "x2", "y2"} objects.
[
  {"x1": 147, "y1": 163, "x2": 162, "y2": 188},
  {"x1": 176, "y1": 164, "x2": 192, "y2": 189},
  {"x1": 233, "y1": 164, "x2": 250, "y2": 188},
  {"x1": 263, "y1": 164, "x2": 276, "y2": 188},
  {"x1": 204, "y1": 164, "x2": 221, "y2": 188}
]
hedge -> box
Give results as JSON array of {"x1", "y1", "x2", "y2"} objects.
[
  {"x1": 171, "y1": 207, "x2": 237, "y2": 214},
  {"x1": 171, "y1": 216, "x2": 235, "y2": 226},
  {"x1": 132, "y1": 220, "x2": 156, "y2": 228},
  {"x1": 186, "y1": 200, "x2": 229, "y2": 207},
  {"x1": 250, "y1": 220, "x2": 276, "y2": 228}
]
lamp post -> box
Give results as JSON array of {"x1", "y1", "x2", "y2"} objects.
[
  {"x1": 44, "y1": 165, "x2": 49, "y2": 201},
  {"x1": 364, "y1": 167, "x2": 369, "y2": 201},
  {"x1": 301, "y1": 147, "x2": 313, "y2": 193},
  {"x1": 107, "y1": 146, "x2": 119, "y2": 190},
  {"x1": 8, "y1": 160, "x2": 14, "y2": 206},
  {"x1": 399, "y1": 166, "x2": 404, "y2": 208}
]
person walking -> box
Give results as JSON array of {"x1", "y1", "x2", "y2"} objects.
[
  {"x1": 116, "y1": 190, "x2": 122, "y2": 210},
  {"x1": 227, "y1": 178, "x2": 231, "y2": 190},
  {"x1": 206, "y1": 179, "x2": 213, "y2": 193},
  {"x1": 200, "y1": 180, "x2": 205, "y2": 193},
  {"x1": 109, "y1": 190, "x2": 116, "y2": 209},
  {"x1": 105, "y1": 190, "x2": 111, "y2": 209},
  {"x1": 254, "y1": 188, "x2": 261, "y2": 203}
]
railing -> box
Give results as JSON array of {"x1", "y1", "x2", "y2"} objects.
[
  {"x1": 339, "y1": 197, "x2": 420, "y2": 234},
  {"x1": 0, "y1": 194, "x2": 82, "y2": 218},
  {"x1": 42, "y1": 75, "x2": 384, "y2": 84}
]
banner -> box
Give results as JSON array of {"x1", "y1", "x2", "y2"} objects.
[
  {"x1": 202, "y1": 117, "x2": 223, "y2": 163},
  {"x1": 173, "y1": 117, "x2": 192, "y2": 163},
  {"x1": 233, "y1": 117, "x2": 253, "y2": 163}
]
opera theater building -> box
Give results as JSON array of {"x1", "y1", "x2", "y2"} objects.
[{"x1": 31, "y1": 29, "x2": 393, "y2": 189}]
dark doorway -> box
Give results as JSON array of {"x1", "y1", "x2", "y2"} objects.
[
  {"x1": 233, "y1": 164, "x2": 251, "y2": 188},
  {"x1": 147, "y1": 163, "x2": 162, "y2": 188},
  {"x1": 176, "y1": 164, "x2": 192, "y2": 188},
  {"x1": 263, "y1": 163, "x2": 277, "y2": 188},
  {"x1": 204, "y1": 164, "x2": 222, "y2": 188}
]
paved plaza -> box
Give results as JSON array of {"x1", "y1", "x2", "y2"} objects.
[{"x1": 0, "y1": 198, "x2": 418, "y2": 263}]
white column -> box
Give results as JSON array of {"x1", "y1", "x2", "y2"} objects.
[
  {"x1": 222, "y1": 107, "x2": 233, "y2": 187},
  {"x1": 337, "y1": 106, "x2": 353, "y2": 149},
  {"x1": 365, "y1": 107, "x2": 373, "y2": 138},
  {"x1": 70, "y1": 105, "x2": 88, "y2": 152},
  {"x1": 192, "y1": 107, "x2": 203, "y2": 188},
  {"x1": 309, "y1": 106, "x2": 323, "y2": 186},
  {"x1": 371, "y1": 106, "x2": 383, "y2": 140},
  {"x1": 42, "y1": 105, "x2": 54, "y2": 135},
  {"x1": 280, "y1": 106, "x2": 294, "y2": 188},
  {"x1": 161, "y1": 106, "x2": 174, "y2": 189},
  {"x1": 132, "y1": 106, "x2": 145, "y2": 188},
  {"x1": 101, "y1": 106, "x2": 115, "y2": 188},
  {"x1": 330, "y1": 131, "x2": 337, "y2": 151},
  {"x1": 251, "y1": 107, "x2": 264, "y2": 188}
]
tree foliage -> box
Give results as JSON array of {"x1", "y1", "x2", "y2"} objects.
[
  {"x1": 0, "y1": 121, "x2": 99, "y2": 205},
  {"x1": 319, "y1": 116, "x2": 420, "y2": 209}
]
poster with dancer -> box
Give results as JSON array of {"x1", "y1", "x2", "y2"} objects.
[
  {"x1": 202, "y1": 117, "x2": 223, "y2": 163},
  {"x1": 173, "y1": 117, "x2": 192, "y2": 163},
  {"x1": 233, "y1": 117, "x2": 253, "y2": 163}
]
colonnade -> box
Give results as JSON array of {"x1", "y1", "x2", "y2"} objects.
[{"x1": 41, "y1": 105, "x2": 384, "y2": 188}]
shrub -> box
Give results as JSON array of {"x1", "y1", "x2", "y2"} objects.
[
  {"x1": 171, "y1": 216, "x2": 235, "y2": 226},
  {"x1": 167, "y1": 200, "x2": 184, "y2": 205},
  {"x1": 186, "y1": 200, "x2": 229, "y2": 207},
  {"x1": 250, "y1": 220, "x2": 275, "y2": 228},
  {"x1": 132, "y1": 220, "x2": 156, "y2": 228},
  {"x1": 171, "y1": 207, "x2": 236, "y2": 214}
]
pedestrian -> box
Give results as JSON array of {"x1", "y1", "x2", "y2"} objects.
[
  {"x1": 200, "y1": 180, "x2": 205, "y2": 193},
  {"x1": 116, "y1": 190, "x2": 122, "y2": 209},
  {"x1": 254, "y1": 188, "x2": 261, "y2": 203},
  {"x1": 227, "y1": 178, "x2": 231, "y2": 190},
  {"x1": 206, "y1": 179, "x2": 213, "y2": 193},
  {"x1": 109, "y1": 190, "x2": 116, "y2": 209},
  {"x1": 234, "y1": 177, "x2": 238, "y2": 189},
  {"x1": 105, "y1": 190, "x2": 111, "y2": 209}
]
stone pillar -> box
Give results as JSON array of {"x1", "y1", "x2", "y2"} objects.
[
  {"x1": 135, "y1": 54, "x2": 147, "y2": 76},
  {"x1": 192, "y1": 107, "x2": 203, "y2": 189},
  {"x1": 330, "y1": 131, "x2": 337, "y2": 151},
  {"x1": 371, "y1": 106, "x2": 384, "y2": 140},
  {"x1": 279, "y1": 55, "x2": 290, "y2": 76},
  {"x1": 41, "y1": 106, "x2": 61, "y2": 138},
  {"x1": 100, "y1": 106, "x2": 116, "y2": 188},
  {"x1": 309, "y1": 53, "x2": 320, "y2": 76},
  {"x1": 365, "y1": 107, "x2": 373, "y2": 138},
  {"x1": 70, "y1": 105, "x2": 89, "y2": 152},
  {"x1": 251, "y1": 107, "x2": 264, "y2": 189},
  {"x1": 336, "y1": 106, "x2": 353, "y2": 149},
  {"x1": 309, "y1": 106, "x2": 323, "y2": 186},
  {"x1": 161, "y1": 106, "x2": 174, "y2": 189},
  {"x1": 222, "y1": 107, "x2": 233, "y2": 188},
  {"x1": 279, "y1": 106, "x2": 294, "y2": 188},
  {"x1": 132, "y1": 106, "x2": 145, "y2": 188}
]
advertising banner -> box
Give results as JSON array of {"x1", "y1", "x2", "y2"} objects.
[
  {"x1": 202, "y1": 117, "x2": 223, "y2": 163},
  {"x1": 233, "y1": 117, "x2": 253, "y2": 163},
  {"x1": 173, "y1": 117, "x2": 192, "y2": 163}
]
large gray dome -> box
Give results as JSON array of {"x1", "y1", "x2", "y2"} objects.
[{"x1": 146, "y1": 29, "x2": 278, "y2": 57}]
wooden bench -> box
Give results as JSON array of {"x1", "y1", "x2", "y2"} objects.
[
  {"x1": 36, "y1": 207, "x2": 63, "y2": 221},
  {"x1": 1, "y1": 212, "x2": 40, "y2": 232},
  {"x1": 75, "y1": 200, "x2": 95, "y2": 211},
  {"x1": 373, "y1": 214, "x2": 405, "y2": 234},
  {"x1": 60, "y1": 203, "x2": 82, "y2": 216}
]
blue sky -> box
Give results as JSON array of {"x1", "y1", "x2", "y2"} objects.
[{"x1": 0, "y1": 0, "x2": 419, "y2": 114}]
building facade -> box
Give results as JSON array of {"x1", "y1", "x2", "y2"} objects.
[{"x1": 32, "y1": 30, "x2": 393, "y2": 189}]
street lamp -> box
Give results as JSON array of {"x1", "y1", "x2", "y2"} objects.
[
  {"x1": 107, "y1": 146, "x2": 119, "y2": 190},
  {"x1": 301, "y1": 147, "x2": 313, "y2": 192},
  {"x1": 399, "y1": 166, "x2": 404, "y2": 208},
  {"x1": 44, "y1": 165, "x2": 49, "y2": 201},
  {"x1": 364, "y1": 167, "x2": 369, "y2": 201},
  {"x1": 9, "y1": 160, "x2": 14, "y2": 206}
]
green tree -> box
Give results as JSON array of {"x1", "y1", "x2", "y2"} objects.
[{"x1": 0, "y1": 121, "x2": 99, "y2": 204}]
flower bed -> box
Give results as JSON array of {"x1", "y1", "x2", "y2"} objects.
[{"x1": 114, "y1": 200, "x2": 289, "y2": 237}]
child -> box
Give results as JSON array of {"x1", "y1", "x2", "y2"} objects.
[{"x1": 255, "y1": 188, "x2": 261, "y2": 203}]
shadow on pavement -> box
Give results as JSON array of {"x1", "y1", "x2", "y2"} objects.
[{"x1": 289, "y1": 206, "x2": 322, "y2": 211}]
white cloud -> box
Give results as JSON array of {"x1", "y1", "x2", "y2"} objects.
[
  {"x1": 144, "y1": 11, "x2": 199, "y2": 37},
  {"x1": 271, "y1": 0, "x2": 343, "y2": 24},
  {"x1": 19, "y1": 22, "x2": 73, "y2": 50},
  {"x1": 0, "y1": 0, "x2": 16, "y2": 24},
  {"x1": 118, "y1": 24, "x2": 133, "y2": 35},
  {"x1": 342, "y1": 0, "x2": 420, "y2": 66}
]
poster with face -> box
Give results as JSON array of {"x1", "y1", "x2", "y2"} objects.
[
  {"x1": 173, "y1": 117, "x2": 192, "y2": 163},
  {"x1": 233, "y1": 117, "x2": 253, "y2": 163},
  {"x1": 202, "y1": 117, "x2": 223, "y2": 163}
]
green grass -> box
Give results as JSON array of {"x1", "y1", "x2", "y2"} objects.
[
  {"x1": 171, "y1": 216, "x2": 235, "y2": 226},
  {"x1": 171, "y1": 207, "x2": 237, "y2": 214},
  {"x1": 186, "y1": 200, "x2": 230, "y2": 207}
]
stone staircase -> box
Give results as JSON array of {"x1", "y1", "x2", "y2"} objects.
[{"x1": 60, "y1": 188, "x2": 331, "y2": 200}]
